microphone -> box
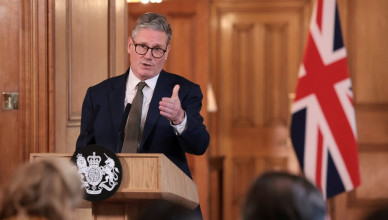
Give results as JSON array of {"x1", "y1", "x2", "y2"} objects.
[
  {"x1": 117, "y1": 103, "x2": 131, "y2": 152},
  {"x1": 83, "y1": 104, "x2": 101, "y2": 147}
]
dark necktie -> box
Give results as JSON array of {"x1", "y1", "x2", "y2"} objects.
[{"x1": 122, "y1": 81, "x2": 146, "y2": 153}]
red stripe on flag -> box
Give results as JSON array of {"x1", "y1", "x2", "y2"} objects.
[
  {"x1": 316, "y1": 128, "x2": 324, "y2": 192},
  {"x1": 317, "y1": 0, "x2": 324, "y2": 32},
  {"x1": 347, "y1": 94, "x2": 353, "y2": 106}
]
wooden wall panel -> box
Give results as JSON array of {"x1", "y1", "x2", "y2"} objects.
[
  {"x1": 0, "y1": 0, "x2": 23, "y2": 186},
  {"x1": 231, "y1": 24, "x2": 257, "y2": 127},
  {"x1": 92, "y1": 203, "x2": 126, "y2": 220},
  {"x1": 264, "y1": 24, "x2": 290, "y2": 125},
  {"x1": 55, "y1": 0, "x2": 127, "y2": 153},
  {"x1": 356, "y1": 107, "x2": 388, "y2": 145},
  {"x1": 0, "y1": 0, "x2": 51, "y2": 185},
  {"x1": 166, "y1": 16, "x2": 196, "y2": 80},
  {"x1": 350, "y1": 0, "x2": 388, "y2": 104},
  {"x1": 115, "y1": 0, "x2": 128, "y2": 74},
  {"x1": 69, "y1": 0, "x2": 109, "y2": 122},
  {"x1": 232, "y1": 158, "x2": 255, "y2": 204}
]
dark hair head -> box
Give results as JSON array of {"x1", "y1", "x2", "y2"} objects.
[
  {"x1": 132, "y1": 12, "x2": 172, "y2": 46},
  {"x1": 242, "y1": 171, "x2": 326, "y2": 220}
]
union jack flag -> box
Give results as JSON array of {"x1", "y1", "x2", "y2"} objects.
[{"x1": 290, "y1": 0, "x2": 361, "y2": 198}]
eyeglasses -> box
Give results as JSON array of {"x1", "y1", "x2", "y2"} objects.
[{"x1": 132, "y1": 40, "x2": 167, "y2": 58}]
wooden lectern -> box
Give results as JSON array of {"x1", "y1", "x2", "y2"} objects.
[{"x1": 30, "y1": 153, "x2": 199, "y2": 220}]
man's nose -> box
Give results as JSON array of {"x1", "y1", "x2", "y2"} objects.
[{"x1": 144, "y1": 49, "x2": 153, "y2": 58}]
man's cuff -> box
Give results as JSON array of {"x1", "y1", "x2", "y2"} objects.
[{"x1": 171, "y1": 111, "x2": 187, "y2": 135}]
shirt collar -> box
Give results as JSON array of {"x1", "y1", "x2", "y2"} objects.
[{"x1": 128, "y1": 68, "x2": 159, "y2": 91}]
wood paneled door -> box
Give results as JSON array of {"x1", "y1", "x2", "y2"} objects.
[{"x1": 210, "y1": 1, "x2": 312, "y2": 219}]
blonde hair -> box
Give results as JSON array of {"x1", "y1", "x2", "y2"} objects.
[{"x1": 0, "y1": 158, "x2": 83, "y2": 220}]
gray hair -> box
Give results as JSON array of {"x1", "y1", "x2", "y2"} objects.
[{"x1": 132, "y1": 12, "x2": 172, "y2": 46}]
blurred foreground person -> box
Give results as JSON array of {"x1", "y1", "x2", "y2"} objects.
[
  {"x1": 242, "y1": 171, "x2": 326, "y2": 220},
  {"x1": 0, "y1": 158, "x2": 83, "y2": 220}
]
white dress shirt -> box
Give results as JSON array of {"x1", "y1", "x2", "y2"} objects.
[{"x1": 125, "y1": 69, "x2": 187, "y2": 135}]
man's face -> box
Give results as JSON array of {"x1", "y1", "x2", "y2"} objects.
[{"x1": 128, "y1": 28, "x2": 170, "y2": 81}]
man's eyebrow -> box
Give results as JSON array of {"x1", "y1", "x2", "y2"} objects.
[{"x1": 137, "y1": 41, "x2": 165, "y2": 48}]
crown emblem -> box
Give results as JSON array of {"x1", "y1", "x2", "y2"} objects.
[{"x1": 87, "y1": 152, "x2": 101, "y2": 167}]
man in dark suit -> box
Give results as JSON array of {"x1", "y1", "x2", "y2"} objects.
[{"x1": 76, "y1": 12, "x2": 209, "y2": 181}]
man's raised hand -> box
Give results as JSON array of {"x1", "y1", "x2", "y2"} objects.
[{"x1": 159, "y1": 85, "x2": 185, "y2": 124}]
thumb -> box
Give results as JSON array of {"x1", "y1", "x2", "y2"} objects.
[{"x1": 171, "y1": 84, "x2": 180, "y2": 98}]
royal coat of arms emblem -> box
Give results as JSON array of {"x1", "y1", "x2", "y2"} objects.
[
  {"x1": 76, "y1": 152, "x2": 120, "y2": 194},
  {"x1": 72, "y1": 145, "x2": 122, "y2": 201}
]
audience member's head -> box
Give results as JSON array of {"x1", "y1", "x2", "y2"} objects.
[
  {"x1": 0, "y1": 158, "x2": 83, "y2": 220},
  {"x1": 242, "y1": 171, "x2": 326, "y2": 220},
  {"x1": 139, "y1": 199, "x2": 201, "y2": 220}
]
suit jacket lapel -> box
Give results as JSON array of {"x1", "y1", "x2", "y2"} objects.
[
  {"x1": 108, "y1": 71, "x2": 128, "y2": 134},
  {"x1": 141, "y1": 71, "x2": 173, "y2": 147}
]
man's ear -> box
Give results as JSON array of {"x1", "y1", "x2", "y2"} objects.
[
  {"x1": 127, "y1": 37, "x2": 133, "y2": 54},
  {"x1": 164, "y1": 44, "x2": 171, "y2": 60}
]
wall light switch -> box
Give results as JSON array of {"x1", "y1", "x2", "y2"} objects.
[{"x1": 3, "y1": 92, "x2": 18, "y2": 110}]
